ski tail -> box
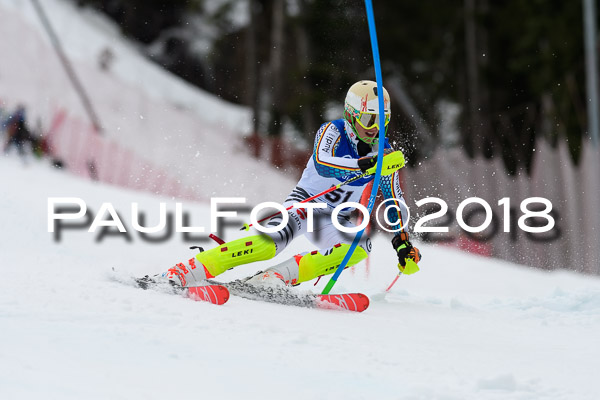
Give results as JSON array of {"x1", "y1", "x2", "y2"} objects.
[
  {"x1": 316, "y1": 293, "x2": 370, "y2": 312},
  {"x1": 187, "y1": 285, "x2": 230, "y2": 305}
]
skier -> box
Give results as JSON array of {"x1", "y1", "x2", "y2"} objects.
[
  {"x1": 149, "y1": 80, "x2": 421, "y2": 289},
  {"x1": 3, "y1": 105, "x2": 31, "y2": 161}
]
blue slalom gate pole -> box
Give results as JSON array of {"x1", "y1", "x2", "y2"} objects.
[{"x1": 322, "y1": 0, "x2": 387, "y2": 294}]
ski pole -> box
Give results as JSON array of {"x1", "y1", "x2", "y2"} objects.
[
  {"x1": 241, "y1": 170, "x2": 372, "y2": 231},
  {"x1": 386, "y1": 258, "x2": 419, "y2": 291},
  {"x1": 385, "y1": 272, "x2": 402, "y2": 292}
]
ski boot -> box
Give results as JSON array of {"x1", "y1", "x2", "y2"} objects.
[{"x1": 137, "y1": 251, "x2": 210, "y2": 289}]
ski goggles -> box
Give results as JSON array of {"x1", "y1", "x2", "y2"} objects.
[{"x1": 355, "y1": 111, "x2": 391, "y2": 130}]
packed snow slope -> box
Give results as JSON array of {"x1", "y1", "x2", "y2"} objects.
[{"x1": 1, "y1": 156, "x2": 600, "y2": 400}]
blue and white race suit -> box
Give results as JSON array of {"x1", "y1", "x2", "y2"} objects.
[{"x1": 265, "y1": 119, "x2": 409, "y2": 256}]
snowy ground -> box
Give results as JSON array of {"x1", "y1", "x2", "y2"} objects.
[{"x1": 1, "y1": 156, "x2": 600, "y2": 400}]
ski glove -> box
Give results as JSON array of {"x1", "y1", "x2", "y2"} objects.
[
  {"x1": 392, "y1": 233, "x2": 421, "y2": 275},
  {"x1": 357, "y1": 154, "x2": 377, "y2": 173},
  {"x1": 358, "y1": 149, "x2": 404, "y2": 176}
]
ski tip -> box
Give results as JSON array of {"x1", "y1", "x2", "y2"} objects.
[
  {"x1": 317, "y1": 293, "x2": 370, "y2": 312},
  {"x1": 187, "y1": 285, "x2": 230, "y2": 305},
  {"x1": 357, "y1": 293, "x2": 370, "y2": 312}
]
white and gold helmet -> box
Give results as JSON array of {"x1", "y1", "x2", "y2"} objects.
[{"x1": 343, "y1": 80, "x2": 391, "y2": 144}]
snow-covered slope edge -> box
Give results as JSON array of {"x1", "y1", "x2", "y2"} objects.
[
  {"x1": 1, "y1": 156, "x2": 600, "y2": 400},
  {"x1": 0, "y1": 0, "x2": 295, "y2": 204}
]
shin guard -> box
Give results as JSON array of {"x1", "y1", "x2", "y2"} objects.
[
  {"x1": 196, "y1": 235, "x2": 276, "y2": 277},
  {"x1": 297, "y1": 244, "x2": 368, "y2": 284}
]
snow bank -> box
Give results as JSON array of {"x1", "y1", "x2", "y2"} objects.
[{"x1": 0, "y1": 0, "x2": 296, "y2": 205}]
